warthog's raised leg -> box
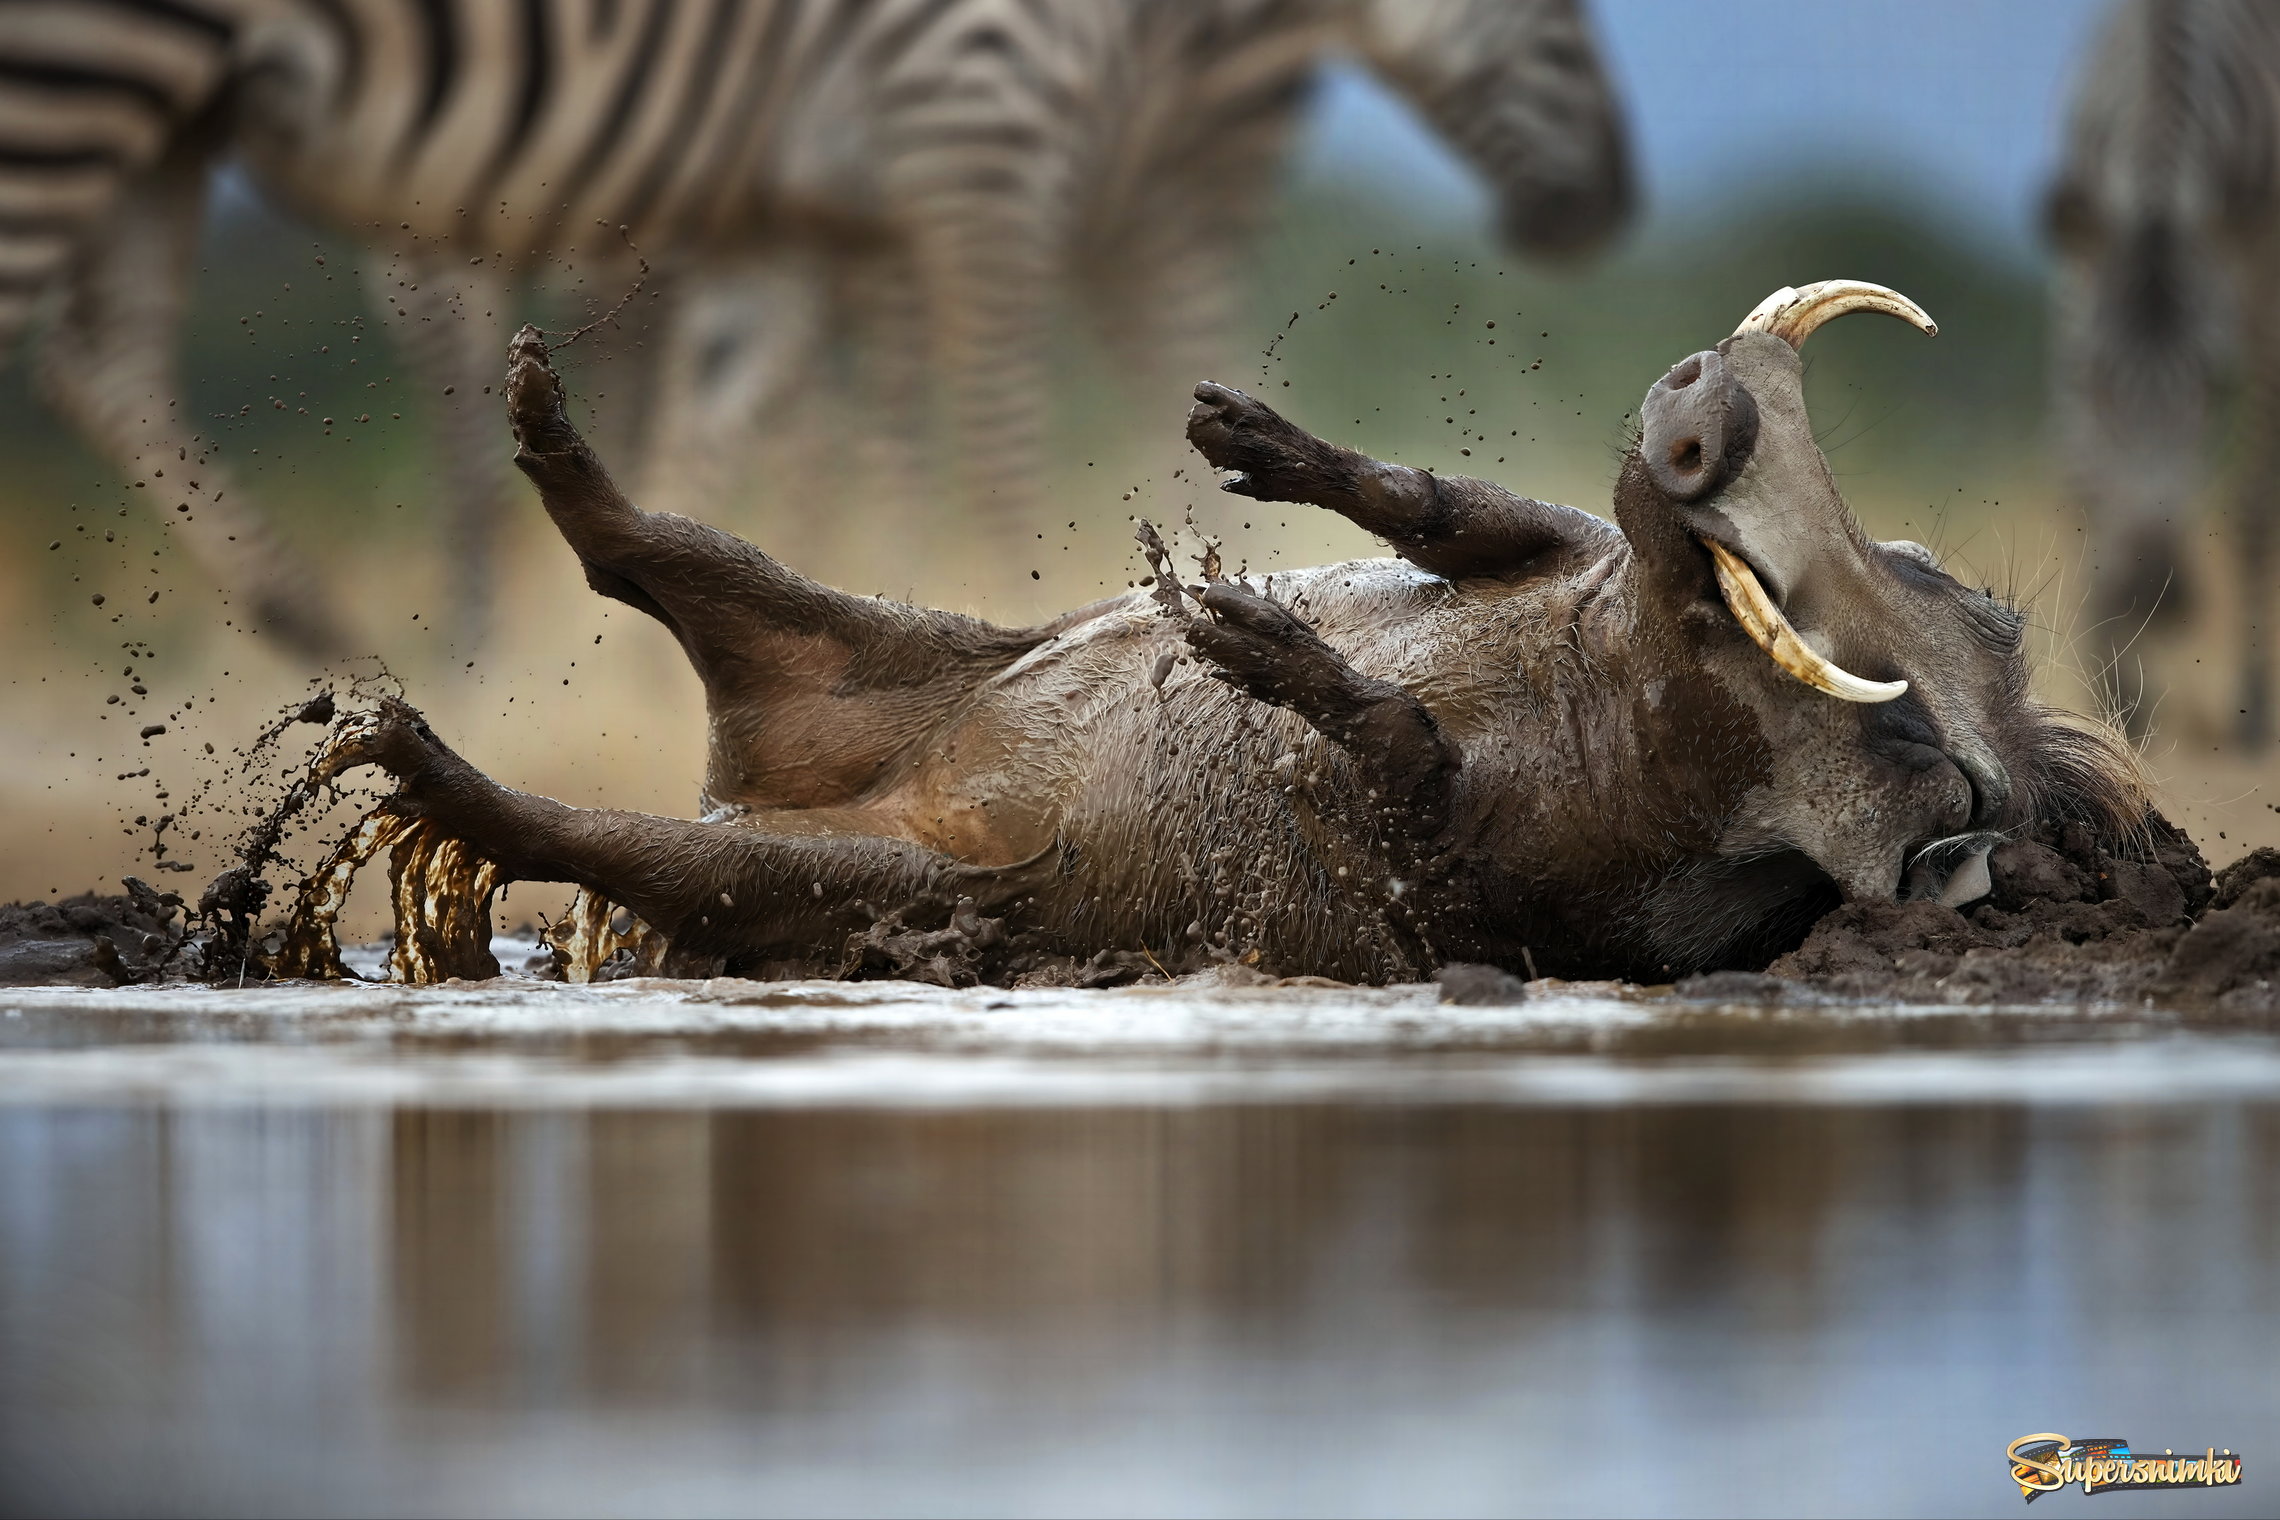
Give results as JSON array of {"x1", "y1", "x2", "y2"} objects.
[
  {"x1": 325, "y1": 698, "x2": 1055, "y2": 962},
  {"x1": 503, "y1": 326, "x2": 1044, "y2": 811},
  {"x1": 317, "y1": 332, "x2": 1070, "y2": 963},
  {"x1": 1180, "y1": 582, "x2": 1458, "y2": 840},
  {"x1": 1185, "y1": 381, "x2": 1617, "y2": 579}
]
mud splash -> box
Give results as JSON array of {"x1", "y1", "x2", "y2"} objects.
[
  {"x1": 151, "y1": 704, "x2": 1169, "y2": 989},
  {"x1": 229, "y1": 707, "x2": 622, "y2": 984},
  {"x1": 0, "y1": 682, "x2": 369, "y2": 987},
  {"x1": 265, "y1": 803, "x2": 504, "y2": 982}
]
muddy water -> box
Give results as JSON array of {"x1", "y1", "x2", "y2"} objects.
[{"x1": 1, "y1": 976, "x2": 2275, "y2": 1517}]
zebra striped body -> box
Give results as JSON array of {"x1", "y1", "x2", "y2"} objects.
[
  {"x1": 1, "y1": 0, "x2": 1631, "y2": 654},
  {"x1": 2048, "y1": 0, "x2": 2280, "y2": 744},
  {"x1": 5, "y1": 0, "x2": 1115, "y2": 315}
]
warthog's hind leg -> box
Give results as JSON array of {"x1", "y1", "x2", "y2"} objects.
[
  {"x1": 502, "y1": 324, "x2": 1045, "y2": 808},
  {"x1": 326, "y1": 698, "x2": 1056, "y2": 961},
  {"x1": 1181, "y1": 583, "x2": 1458, "y2": 841},
  {"x1": 1184, "y1": 381, "x2": 1617, "y2": 580}
]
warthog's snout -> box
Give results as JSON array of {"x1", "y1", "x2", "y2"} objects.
[
  {"x1": 1641, "y1": 347, "x2": 1758, "y2": 502},
  {"x1": 1637, "y1": 282, "x2": 1940, "y2": 710}
]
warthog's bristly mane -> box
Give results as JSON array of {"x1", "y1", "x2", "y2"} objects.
[{"x1": 2020, "y1": 705, "x2": 2152, "y2": 848}]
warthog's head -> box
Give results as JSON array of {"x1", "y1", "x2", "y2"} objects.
[{"x1": 1617, "y1": 282, "x2": 2144, "y2": 912}]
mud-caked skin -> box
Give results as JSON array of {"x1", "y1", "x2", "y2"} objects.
[{"x1": 340, "y1": 320, "x2": 2142, "y2": 982}]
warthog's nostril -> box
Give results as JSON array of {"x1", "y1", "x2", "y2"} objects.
[{"x1": 1641, "y1": 348, "x2": 1756, "y2": 502}]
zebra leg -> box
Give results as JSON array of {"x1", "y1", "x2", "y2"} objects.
[
  {"x1": 1090, "y1": 223, "x2": 1251, "y2": 495},
  {"x1": 1181, "y1": 582, "x2": 1458, "y2": 841},
  {"x1": 636, "y1": 252, "x2": 829, "y2": 524},
  {"x1": 557, "y1": 268, "x2": 673, "y2": 509},
  {"x1": 838, "y1": 244, "x2": 932, "y2": 533},
  {"x1": 36, "y1": 152, "x2": 349, "y2": 657},
  {"x1": 369, "y1": 252, "x2": 510, "y2": 650},
  {"x1": 2081, "y1": 517, "x2": 2189, "y2": 741},
  {"x1": 2223, "y1": 284, "x2": 2280, "y2": 749},
  {"x1": 2239, "y1": 504, "x2": 2272, "y2": 748},
  {"x1": 1080, "y1": 44, "x2": 1296, "y2": 469},
  {"x1": 504, "y1": 326, "x2": 1040, "y2": 810},
  {"x1": 1184, "y1": 382, "x2": 1614, "y2": 579},
  {"x1": 327, "y1": 697, "x2": 1056, "y2": 961},
  {"x1": 898, "y1": 176, "x2": 1063, "y2": 554},
  {"x1": 2235, "y1": 429, "x2": 2277, "y2": 750}
]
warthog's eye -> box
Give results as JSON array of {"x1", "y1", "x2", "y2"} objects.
[
  {"x1": 1961, "y1": 592, "x2": 2026, "y2": 653},
  {"x1": 1885, "y1": 542, "x2": 2023, "y2": 654}
]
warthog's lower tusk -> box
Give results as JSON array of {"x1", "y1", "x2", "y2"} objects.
[
  {"x1": 1734, "y1": 280, "x2": 1937, "y2": 347},
  {"x1": 1702, "y1": 539, "x2": 1908, "y2": 703}
]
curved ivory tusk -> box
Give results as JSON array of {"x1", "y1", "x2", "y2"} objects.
[
  {"x1": 1733, "y1": 280, "x2": 1938, "y2": 347},
  {"x1": 1702, "y1": 539, "x2": 1908, "y2": 703}
]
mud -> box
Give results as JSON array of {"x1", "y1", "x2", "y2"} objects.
[
  {"x1": 1671, "y1": 813, "x2": 2279, "y2": 1012},
  {"x1": 6, "y1": 794, "x2": 2276, "y2": 1013},
  {"x1": 0, "y1": 878, "x2": 187, "y2": 986}
]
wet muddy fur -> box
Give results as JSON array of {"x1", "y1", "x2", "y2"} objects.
[{"x1": 192, "y1": 321, "x2": 2163, "y2": 989}]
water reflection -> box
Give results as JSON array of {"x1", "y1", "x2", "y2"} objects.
[{"x1": 2, "y1": 1101, "x2": 2274, "y2": 1516}]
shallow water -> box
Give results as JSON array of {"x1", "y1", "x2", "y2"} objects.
[{"x1": 1, "y1": 969, "x2": 2274, "y2": 1516}]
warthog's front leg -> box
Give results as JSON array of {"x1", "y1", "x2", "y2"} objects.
[
  {"x1": 1185, "y1": 381, "x2": 1616, "y2": 579},
  {"x1": 325, "y1": 699, "x2": 1054, "y2": 959},
  {"x1": 1182, "y1": 584, "x2": 1458, "y2": 842}
]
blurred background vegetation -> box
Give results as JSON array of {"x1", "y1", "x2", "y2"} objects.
[{"x1": 6, "y1": 0, "x2": 2275, "y2": 911}]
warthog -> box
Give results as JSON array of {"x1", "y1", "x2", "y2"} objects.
[{"x1": 332, "y1": 285, "x2": 2142, "y2": 983}]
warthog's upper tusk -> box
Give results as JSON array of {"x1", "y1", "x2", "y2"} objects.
[
  {"x1": 1733, "y1": 280, "x2": 1938, "y2": 347},
  {"x1": 1702, "y1": 539, "x2": 1909, "y2": 703}
]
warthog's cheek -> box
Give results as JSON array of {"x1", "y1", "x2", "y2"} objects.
[
  {"x1": 1725, "y1": 745, "x2": 1978, "y2": 905},
  {"x1": 1907, "y1": 757, "x2": 1978, "y2": 838}
]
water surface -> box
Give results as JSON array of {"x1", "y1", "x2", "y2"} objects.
[{"x1": 1, "y1": 976, "x2": 2272, "y2": 1516}]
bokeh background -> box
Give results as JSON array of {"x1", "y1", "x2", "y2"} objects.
[{"x1": 10, "y1": 0, "x2": 2274, "y2": 916}]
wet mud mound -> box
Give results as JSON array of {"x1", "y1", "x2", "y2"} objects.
[
  {"x1": 1739, "y1": 818, "x2": 2280, "y2": 1011},
  {"x1": 0, "y1": 880, "x2": 187, "y2": 987}
]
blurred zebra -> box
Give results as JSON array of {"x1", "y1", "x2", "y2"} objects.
[
  {"x1": 648, "y1": 0, "x2": 1635, "y2": 538},
  {"x1": 2047, "y1": 0, "x2": 2280, "y2": 745},
  {"x1": 0, "y1": 0, "x2": 1631, "y2": 656}
]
